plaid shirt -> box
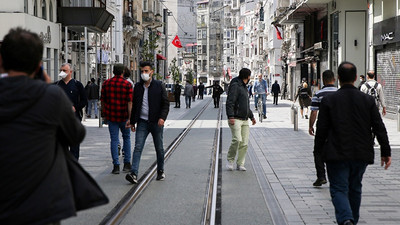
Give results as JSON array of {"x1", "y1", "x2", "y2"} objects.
[{"x1": 101, "y1": 75, "x2": 133, "y2": 122}]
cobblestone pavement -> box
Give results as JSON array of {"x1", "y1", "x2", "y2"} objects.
[{"x1": 248, "y1": 98, "x2": 400, "y2": 225}]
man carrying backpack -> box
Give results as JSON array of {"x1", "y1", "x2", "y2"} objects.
[{"x1": 360, "y1": 71, "x2": 386, "y2": 116}]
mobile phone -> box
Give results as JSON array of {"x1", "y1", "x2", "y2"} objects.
[{"x1": 34, "y1": 66, "x2": 44, "y2": 80}]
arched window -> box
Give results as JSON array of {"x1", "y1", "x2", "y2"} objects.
[
  {"x1": 24, "y1": 0, "x2": 28, "y2": 13},
  {"x1": 42, "y1": 0, "x2": 47, "y2": 20},
  {"x1": 49, "y1": 1, "x2": 53, "y2": 22},
  {"x1": 34, "y1": 0, "x2": 38, "y2": 16}
]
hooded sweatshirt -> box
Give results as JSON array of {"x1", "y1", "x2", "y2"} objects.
[{"x1": 0, "y1": 75, "x2": 87, "y2": 224}]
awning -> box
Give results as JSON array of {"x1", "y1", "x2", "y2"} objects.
[
  {"x1": 186, "y1": 43, "x2": 197, "y2": 47},
  {"x1": 156, "y1": 54, "x2": 166, "y2": 60}
]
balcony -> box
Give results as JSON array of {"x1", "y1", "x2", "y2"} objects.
[{"x1": 58, "y1": 0, "x2": 113, "y2": 33}]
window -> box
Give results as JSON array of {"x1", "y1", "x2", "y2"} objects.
[
  {"x1": 246, "y1": 48, "x2": 249, "y2": 57},
  {"x1": 202, "y1": 60, "x2": 207, "y2": 72},
  {"x1": 226, "y1": 30, "x2": 231, "y2": 39},
  {"x1": 143, "y1": 0, "x2": 148, "y2": 11},
  {"x1": 202, "y1": 30, "x2": 207, "y2": 39},
  {"x1": 227, "y1": 56, "x2": 230, "y2": 62},
  {"x1": 24, "y1": 0, "x2": 28, "y2": 13},
  {"x1": 34, "y1": 0, "x2": 38, "y2": 16},
  {"x1": 42, "y1": 0, "x2": 47, "y2": 20},
  {"x1": 231, "y1": 48, "x2": 234, "y2": 55},
  {"x1": 202, "y1": 45, "x2": 207, "y2": 54},
  {"x1": 198, "y1": 30, "x2": 202, "y2": 39},
  {"x1": 198, "y1": 45, "x2": 202, "y2": 54},
  {"x1": 49, "y1": 1, "x2": 53, "y2": 22},
  {"x1": 226, "y1": 43, "x2": 230, "y2": 48},
  {"x1": 259, "y1": 37, "x2": 263, "y2": 55}
]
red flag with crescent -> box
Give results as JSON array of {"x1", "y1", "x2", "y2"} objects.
[{"x1": 172, "y1": 35, "x2": 183, "y2": 48}]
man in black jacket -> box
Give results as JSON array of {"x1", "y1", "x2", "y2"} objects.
[
  {"x1": 315, "y1": 61, "x2": 391, "y2": 225},
  {"x1": 0, "y1": 27, "x2": 105, "y2": 225},
  {"x1": 226, "y1": 68, "x2": 256, "y2": 171},
  {"x1": 126, "y1": 61, "x2": 170, "y2": 184}
]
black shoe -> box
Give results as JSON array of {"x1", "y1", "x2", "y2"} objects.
[
  {"x1": 112, "y1": 165, "x2": 120, "y2": 174},
  {"x1": 263, "y1": 115, "x2": 267, "y2": 119},
  {"x1": 313, "y1": 178, "x2": 327, "y2": 186},
  {"x1": 156, "y1": 170, "x2": 165, "y2": 181},
  {"x1": 305, "y1": 115, "x2": 308, "y2": 119},
  {"x1": 342, "y1": 220, "x2": 354, "y2": 225},
  {"x1": 123, "y1": 163, "x2": 132, "y2": 172},
  {"x1": 126, "y1": 173, "x2": 138, "y2": 184},
  {"x1": 87, "y1": 115, "x2": 91, "y2": 118},
  {"x1": 95, "y1": 115, "x2": 98, "y2": 119}
]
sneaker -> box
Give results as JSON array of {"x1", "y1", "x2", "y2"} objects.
[
  {"x1": 126, "y1": 173, "x2": 138, "y2": 184},
  {"x1": 111, "y1": 165, "x2": 120, "y2": 174},
  {"x1": 305, "y1": 115, "x2": 308, "y2": 119},
  {"x1": 156, "y1": 170, "x2": 165, "y2": 181},
  {"x1": 343, "y1": 220, "x2": 354, "y2": 225},
  {"x1": 95, "y1": 115, "x2": 98, "y2": 119},
  {"x1": 237, "y1": 165, "x2": 247, "y2": 171},
  {"x1": 123, "y1": 163, "x2": 132, "y2": 172},
  {"x1": 313, "y1": 178, "x2": 327, "y2": 187},
  {"x1": 263, "y1": 115, "x2": 267, "y2": 119},
  {"x1": 226, "y1": 161, "x2": 234, "y2": 171}
]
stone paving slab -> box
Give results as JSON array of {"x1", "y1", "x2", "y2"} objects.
[{"x1": 248, "y1": 98, "x2": 400, "y2": 225}]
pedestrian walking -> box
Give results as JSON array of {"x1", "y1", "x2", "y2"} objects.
[
  {"x1": 198, "y1": 82, "x2": 205, "y2": 99},
  {"x1": 248, "y1": 81, "x2": 254, "y2": 99},
  {"x1": 308, "y1": 70, "x2": 337, "y2": 187},
  {"x1": 192, "y1": 83, "x2": 197, "y2": 102},
  {"x1": 358, "y1": 75, "x2": 365, "y2": 90},
  {"x1": 84, "y1": 80, "x2": 91, "y2": 116},
  {"x1": 184, "y1": 81, "x2": 194, "y2": 108},
  {"x1": 0, "y1": 27, "x2": 108, "y2": 225},
  {"x1": 56, "y1": 62, "x2": 87, "y2": 160},
  {"x1": 101, "y1": 64, "x2": 133, "y2": 174},
  {"x1": 294, "y1": 82, "x2": 312, "y2": 119},
  {"x1": 226, "y1": 68, "x2": 256, "y2": 171},
  {"x1": 87, "y1": 78, "x2": 100, "y2": 118},
  {"x1": 271, "y1": 80, "x2": 280, "y2": 105},
  {"x1": 315, "y1": 61, "x2": 391, "y2": 225},
  {"x1": 206, "y1": 81, "x2": 224, "y2": 108},
  {"x1": 125, "y1": 61, "x2": 170, "y2": 184},
  {"x1": 174, "y1": 81, "x2": 182, "y2": 108},
  {"x1": 253, "y1": 74, "x2": 268, "y2": 118},
  {"x1": 360, "y1": 71, "x2": 386, "y2": 116}
]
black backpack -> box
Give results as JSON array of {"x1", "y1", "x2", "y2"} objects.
[
  {"x1": 299, "y1": 87, "x2": 309, "y2": 99},
  {"x1": 365, "y1": 82, "x2": 380, "y2": 107}
]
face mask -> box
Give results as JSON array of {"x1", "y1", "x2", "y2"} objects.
[
  {"x1": 141, "y1": 73, "x2": 150, "y2": 81},
  {"x1": 360, "y1": 79, "x2": 363, "y2": 82},
  {"x1": 58, "y1": 71, "x2": 68, "y2": 79}
]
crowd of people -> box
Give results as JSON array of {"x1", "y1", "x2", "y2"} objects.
[{"x1": 0, "y1": 27, "x2": 393, "y2": 225}]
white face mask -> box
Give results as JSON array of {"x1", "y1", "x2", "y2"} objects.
[
  {"x1": 360, "y1": 79, "x2": 363, "y2": 82},
  {"x1": 141, "y1": 73, "x2": 150, "y2": 81},
  {"x1": 58, "y1": 71, "x2": 68, "y2": 79}
]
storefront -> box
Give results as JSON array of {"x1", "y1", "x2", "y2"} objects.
[{"x1": 373, "y1": 16, "x2": 400, "y2": 114}]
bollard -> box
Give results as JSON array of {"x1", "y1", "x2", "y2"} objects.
[
  {"x1": 397, "y1": 106, "x2": 400, "y2": 132},
  {"x1": 293, "y1": 106, "x2": 298, "y2": 131},
  {"x1": 290, "y1": 104, "x2": 294, "y2": 124}
]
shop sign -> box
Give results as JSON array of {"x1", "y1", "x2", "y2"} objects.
[
  {"x1": 39, "y1": 26, "x2": 51, "y2": 44},
  {"x1": 373, "y1": 16, "x2": 400, "y2": 46}
]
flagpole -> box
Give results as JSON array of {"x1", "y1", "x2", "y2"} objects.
[{"x1": 164, "y1": 8, "x2": 168, "y2": 82}]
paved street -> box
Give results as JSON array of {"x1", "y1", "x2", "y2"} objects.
[{"x1": 74, "y1": 95, "x2": 400, "y2": 225}]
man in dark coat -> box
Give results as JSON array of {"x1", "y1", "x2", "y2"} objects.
[
  {"x1": 206, "y1": 81, "x2": 224, "y2": 108},
  {"x1": 126, "y1": 61, "x2": 170, "y2": 184},
  {"x1": 271, "y1": 80, "x2": 281, "y2": 105},
  {"x1": 198, "y1": 82, "x2": 205, "y2": 99},
  {"x1": 315, "y1": 61, "x2": 391, "y2": 225},
  {"x1": 174, "y1": 81, "x2": 182, "y2": 108},
  {"x1": 0, "y1": 27, "x2": 107, "y2": 225}
]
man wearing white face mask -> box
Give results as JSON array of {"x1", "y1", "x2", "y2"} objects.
[
  {"x1": 55, "y1": 63, "x2": 87, "y2": 160},
  {"x1": 125, "y1": 61, "x2": 170, "y2": 184}
]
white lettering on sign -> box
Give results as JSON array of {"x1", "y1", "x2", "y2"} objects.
[
  {"x1": 381, "y1": 32, "x2": 394, "y2": 41},
  {"x1": 39, "y1": 26, "x2": 52, "y2": 44}
]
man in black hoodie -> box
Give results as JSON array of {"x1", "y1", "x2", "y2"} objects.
[
  {"x1": 226, "y1": 68, "x2": 256, "y2": 171},
  {"x1": 0, "y1": 28, "x2": 107, "y2": 225}
]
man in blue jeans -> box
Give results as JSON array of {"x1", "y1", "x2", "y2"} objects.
[
  {"x1": 101, "y1": 64, "x2": 133, "y2": 174},
  {"x1": 315, "y1": 61, "x2": 391, "y2": 225},
  {"x1": 126, "y1": 61, "x2": 170, "y2": 184},
  {"x1": 253, "y1": 74, "x2": 268, "y2": 119}
]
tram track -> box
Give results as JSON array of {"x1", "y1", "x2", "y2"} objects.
[{"x1": 99, "y1": 98, "x2": 223, "y2": 225}]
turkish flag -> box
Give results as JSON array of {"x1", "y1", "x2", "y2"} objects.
[
  {"x1": 274, "y1": 25, "x2": 283, "y2": 40},
  {"x1": 172, "y1": 35, "x2": 183, "y2": 48}
]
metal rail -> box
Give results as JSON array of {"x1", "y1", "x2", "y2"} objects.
[
  {"x1": 99, "y1": 99, "x2": 212, "y2": 225},
  {"x1": 202, "y1": 102, "x2": 223, "y2": 225}
]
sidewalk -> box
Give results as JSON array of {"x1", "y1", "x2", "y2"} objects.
[{"x1": 248, "y1": 98, "x2": 400, "y2": 224}]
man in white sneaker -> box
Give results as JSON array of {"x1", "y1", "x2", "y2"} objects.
[{"x1": 226, "y1": 68, "x2": 256, "y2": 171}]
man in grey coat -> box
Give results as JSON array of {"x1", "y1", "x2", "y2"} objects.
[{"x1": 184, "y1": 81, "x2": 194, "y2": 109}]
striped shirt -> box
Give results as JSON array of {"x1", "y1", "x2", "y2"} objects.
[{"x1": 310, "y1": 85, "x2": 337, "y2": 111}]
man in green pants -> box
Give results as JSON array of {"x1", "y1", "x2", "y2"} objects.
[{"x1": 226, "y1": 68, "x2": 256, "y2": 171}]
